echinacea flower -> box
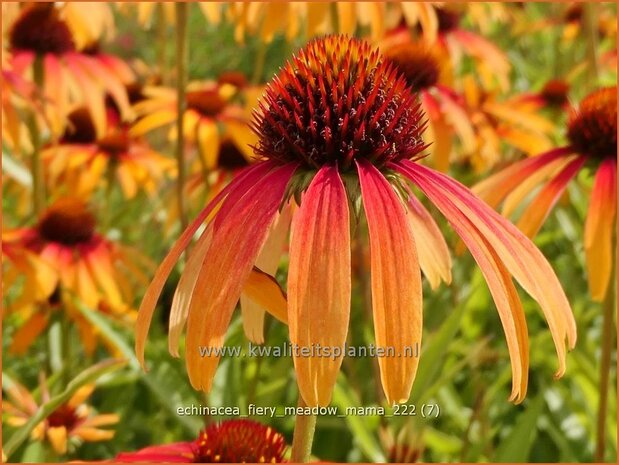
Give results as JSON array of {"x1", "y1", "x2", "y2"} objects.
[
  {"x1": 3, "y1": 379, "x2": 118, "y2": 455},
  {"x1": 131, "y1": 81, "x2": 256, "y2": 171},
  {"x1": 8, "y1": 3, "x2": 132, "y2": 137},
  {"x1": 3, "y1": 198, "x2": 142, "y2": 353},
  {"x1": 136, "y1": 35, "x2": 575, "y2": 407},
  {"x1": 44, "y1": 106, "x2": 174, "y2": 199},
  {"x1": 473, "y1": 87, "x2": 617, "y2": 302},
  {"x1": 116, "y1": 419, "x2": 287, "y2": 463}
]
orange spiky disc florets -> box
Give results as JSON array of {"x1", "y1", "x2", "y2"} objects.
[
  {"x1": 38, "y1": 198, "x2": 96, "y2": 246},
  {"x1": 567, "y1": 87, "x2": 617, "y2": 159},
  {"x1": 252, "y1": 35, "x2": 427, "y2": 170},
  {"x1": 9, "y1": 4, "x2": 75, "y2": 55},
  {"x1": 194, "y1": 420, "x2": 286, "y2": 463}
]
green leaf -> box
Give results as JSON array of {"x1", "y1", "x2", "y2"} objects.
[
  {"x1": 332, "y1": 378, "x2": 385, "y2": 462},
  {"x1": 494, "y1": 395, "x2": 544, "y2": 461},
  {"x1": 3, "y1": 359, "x2": 125, "y2": 460},
  {"x1": 74, "y1": 300, "x2": 139, "y2": 370}
]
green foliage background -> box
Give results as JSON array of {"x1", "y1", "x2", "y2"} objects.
[{"x1": 2, "y1": 2, "x2": 617, "y2": 463}]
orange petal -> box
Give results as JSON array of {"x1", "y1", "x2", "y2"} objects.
[
  {"x1": 243, "y1": 267, "x2": 288, "y2": 325},
  {"x1": 357, "y1": 159, "x2": 422, "y2": 405},
  {"x1": 406, "y1": 194, "x2": 452, "y2": 289},
  {"x1": 399, "y1": 160, "x2": 575, "y2": 378},
  {"x1": 406, "y1": 174, "x2": 529, "y2": 402},
  {"x1": 47, "y1": 426, "x2": 68, "y2": 455},
  {"x1": 584, "y1": 158, "x2": 617, "y2": 301},
  {"x1": 184, "y1": 163, "x2": 297, "y2": 391},
  {"x1": 135, "y1": 162, "x2": 279, "y2": 367},
  {"x1": 240, "y1": 206, "x2": 291, "y2": 343},
  {"x1": 288, "y1": 166, "x2": 351, "y2": 406},
  {"x1": 9, "y1": 313, "x2": 49, "y2": 354},
  {"x1": 516, "y1": 156, "x2": 585, "y2": 238},
  {"x1": 168, "y1": 226, "x2": 213, "y2": 357}
]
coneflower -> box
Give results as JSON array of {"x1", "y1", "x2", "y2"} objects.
[
  {"x1": 474, "y1": 86, "x2": 617, "y2": 301},
  {"x1": 116, "y1": 419, "x2": 287, "y2": 463},
  {"x1": 473, "y1": 84, "x2": 616, "y2": 463},
  {"x1": 137, "y1": 35, "x2": 575, "y2": 411}
]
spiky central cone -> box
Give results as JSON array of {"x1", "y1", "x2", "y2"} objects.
[
  {"x1": 541, "y1": 79, "x2": 569, "y2": 107},
  {"x1": 186, "y1": 89, "x2": 227, "y2": 117},
  {"x1": 252, "y1": 35, "x2": 427, "y2": 169},
  {"x1": 567, "y1": 87, "x2": 617, "y2": 159},
  {"x1": 38, "y1": 199, "x2": 96, "y2": 246},
  {"x1": 193, "y1": 420, "x2": 286, "y2": 463},
  {"x1": 47, "y1": 404, "x2": 79, "y2": 430},
  {"x1": 61, "y1": 108, "x2": 98, "y2": 144},
  {"x1": 384, "y1": 43, "x2": 441, "y2": 92},
  {"x1": 9, "y1": 5, "x2": 75, "y2": 55}
]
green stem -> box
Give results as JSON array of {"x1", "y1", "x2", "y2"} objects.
[
  {"x1": 28, "y1": 55, "x2": 45, "y2": 216},
  {"x1": 61, "y1": 314, "x2": 72, "y2": 386},
  {"x1": 584, "y1": 2, "x2": 599, "y2": 85},
  {"x1": 290, "y1": 395, "x2": 317, "y2": 463},
  {"x1": 595, "y1": 250, "x2": 616, "y2": 462},
  {"x1": 175, "y1": 3, "x2": 189, "y2": 231},
  {"x1": 156, "y1": 3, "x2": 168, "y2": 84}
]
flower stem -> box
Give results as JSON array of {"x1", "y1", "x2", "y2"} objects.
[
  {"x1": 595, "y1": 249, "x2": 616, "y2": 462},
  {"x1": 175, "y1": 3, "x2": 189, "y2": 231},
  {"x1": 290, "y1": 395, "x2": 317, "y2": 463},
  {"x1": 156, "y1": 3, "x2": 168, "y2": 84},
  {"x1": 28, "y1": 54, "x2": 45, "y2": 216}
]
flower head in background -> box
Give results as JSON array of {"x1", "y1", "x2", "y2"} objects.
[
  {"x1": 131, "y1": 81, "x2": 257, "y2": 171},
  {"x1": 7, "y1": 3, "x2": 132, "y2": 138},
  {"x1": 3, "y1": 379, "x2": 118, "y2": 455},
  {"x1": 136, "y1": 35, "x2": 575, "y2": 407},
  {"x1": 44, "y1": 105, "x2": 174, "y2": 199},
  {"x1": 116, "y1": 419, "x2": 287, "y2": 463},
  {"x1": 431, "y1": 4, "x2": 511, "y2": 92},
  {"x1": 474, "y1": 86, "x2": 617, "y2": 301},
  {"x1": 3, "y1": 198, "x2": 144, "y2": 354},
  {"x1": 517, "y1": 79, "x2": 572, "y2": 111},
  {"x1": 382, "y1": 38, "x2": 475, "y2": 171}
]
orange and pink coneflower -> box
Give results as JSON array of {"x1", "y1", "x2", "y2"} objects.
[{"x1": 136, "y1": 35, "x2": 575, "y2": 407}]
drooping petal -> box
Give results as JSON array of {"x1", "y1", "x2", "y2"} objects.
[
  {"x1": 501, "y1": 154, "x2": 576, "y2": 218},
  {"x1": 9, "y1": 313, "x2": 49, "y2": 355},
  {"x1": 168, "y1": 226, "x2": 214, "y2": 357},
  {"x1": 135, "y1": 161, "x2": 279, "y2": 367},
  {"x1": 240, "y1": 206, "x2": 291, "y2": 343},
  {"x1": 288, "y1": 165, "x2": 351, "y2": 406},
  {"x1": 396, "y1": 160, "x2": 575, "y2": 378},
  {"x1": 472, "y1": 147, "x2": 574, "y2": 209},
  {"x1": 406, "y1": 193, "x2": 452, "y2": 289},
  {"x1": 516, "y1": 156, "x2": 586, "y2": 238},
  {"x1": 403, "y1": 171, "x2": 529, "y2": 401},
  {"x1": 585, "y1": 158, "x2": 617, "y2": 301},
  {"x1": 357, "y1": 159, "x2": 422, "y2": 405},
  {"x1": 243, "y1": 267, "x2": 288, "y2": 325},
  {"x1": 185, "y1": 163, "x2": 298, "y2": 391}
]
